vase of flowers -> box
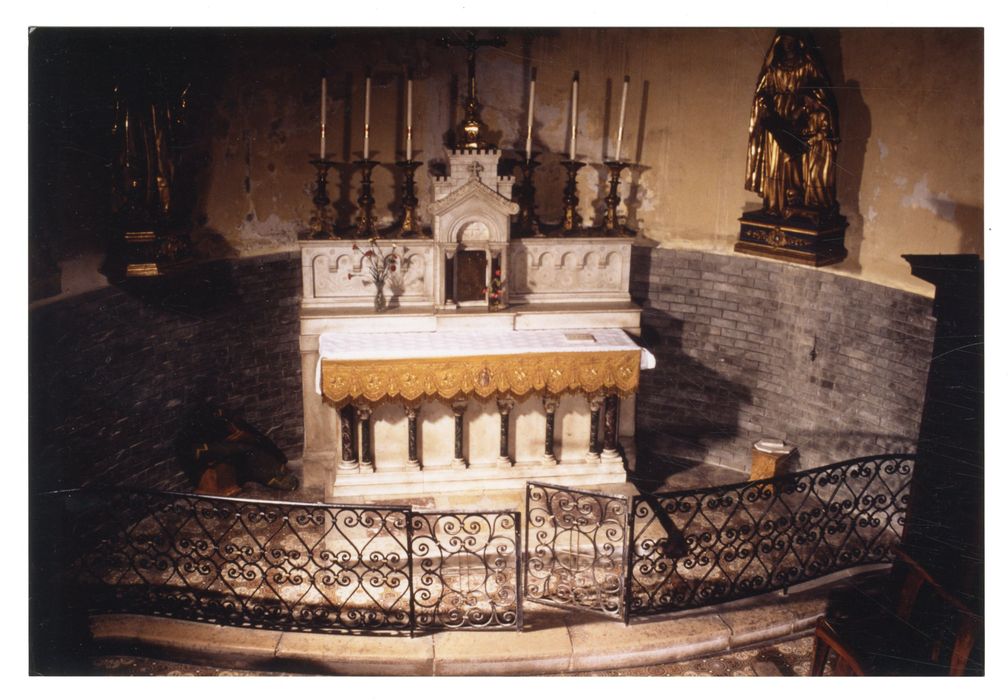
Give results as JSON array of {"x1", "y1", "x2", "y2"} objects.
[
  {"x1": 347, "y1": 238, "x2": 402, "y2": 312},
  {"x1": 486, "y1": 268, "x2": 507, "y2": 310}
]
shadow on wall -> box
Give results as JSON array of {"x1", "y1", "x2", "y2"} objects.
[
  {"x1": 29, "y1": 255, "x2": 305, "y2": 495},
  {"x1": 939, "y1": 201, "x2": 984, "y2": 255},
  {"x1": 624, "y1": 79, "x2": 650, "y2": 233},
  {"x1": 815, "y1": 29, "x2": 871, "y2": 275},
  {"x1": 634, "y1": 311, "x2": 753, "y2": 484},
  {"x1": 630, "y1": 246, "x2": 752, "y2": 487},
  {"x1": 628, "y1": 244, "x2": 935, "y2": 487}
]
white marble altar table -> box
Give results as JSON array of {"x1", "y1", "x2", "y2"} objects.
[{"x1": 315, "y1": 328, "x2": 656, "y2": 406}]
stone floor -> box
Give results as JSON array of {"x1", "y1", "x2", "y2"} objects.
[
  {"x1": 90, "y1": 634, "x2": 820, "y2": 676},
  {"x1": 571, "y1": 635, "x2": 818, "y2": 676}
]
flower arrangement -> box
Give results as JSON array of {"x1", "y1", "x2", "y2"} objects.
[
  {"x1": 483, "y1": 268, "x2": 507, "y2": 309},
  {"x1": 347, "y1": 238, "x2": 403, "y2": 312}
]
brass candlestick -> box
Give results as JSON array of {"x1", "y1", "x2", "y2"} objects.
[
  {"x1": 394, "y1": 159, "x2": 422, "y2": 237},
  {"x1": 309, "y1": 158, "x2": 336, "y2": 239},
  {"x1": 561, "y1": 159, "x2": 585, "y2": 234},
  {"x1": 354, "y1": 159, "x2": 378, "y2": 238},
  {"x1": 602, "y1": 160, "x2": 630, "y2": 235},
  {"x1": 514, "y1": 152, "x2": 543, "y2": 237}
]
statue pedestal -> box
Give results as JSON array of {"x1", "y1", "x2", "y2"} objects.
[{"x1": 735, "y1": 210, "x2": 847, "y2": 267}]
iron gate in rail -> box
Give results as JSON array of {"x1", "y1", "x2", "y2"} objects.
[
  {"x1": 521, "y1": 454, "x2": 914, "y2": 623},
  {"x1": 523, "y1": 481, "x2": 630, "y2": 619},
  {"x1": 37, "y1": 454, "x2": 914, "y2": 634}
]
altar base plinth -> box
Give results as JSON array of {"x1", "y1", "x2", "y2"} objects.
[
  {"x1": 328, "y1": 458, "x2": 627, "y2": 499},
  {"x1": 735, "y1": 210, "x2": 848, "y2": 267}
]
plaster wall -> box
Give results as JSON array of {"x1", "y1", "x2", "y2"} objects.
[{"x1": 189, "y1": 28, "x2": 980, "y2": 297}]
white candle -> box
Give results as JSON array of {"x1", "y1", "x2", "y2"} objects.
[
  {"x1": 363, "y1": 73, "x2": 371, "y2": 160},
  {"x1": 615, "y1": 76, "x2": 628, "y2": 161},
  {"x1": 406, "y1": 77, "x2": 413, "y2": 161},
  {"x1": 569, "y1": 71, "x2": 578, "y2": 160},
  {"x1": 320, "y1": 77, "x2": 327, "y2": 160},
  {"x1": 525, "y1": 72, "x2": 535, "y2": 157}
]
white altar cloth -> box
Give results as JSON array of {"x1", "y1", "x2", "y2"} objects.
[{"x1": 315, "y1": 328, "x2": 655, "y2": 394}]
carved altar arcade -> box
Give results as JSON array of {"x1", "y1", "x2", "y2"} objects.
[{"x1": 299, "y1": 147, "x2": 649, "y2": 499}]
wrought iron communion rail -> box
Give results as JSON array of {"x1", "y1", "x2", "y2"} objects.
[
  {"x1": 40, "y1": 489, "x2": 521, "y2": 635},
  {"x1": 626, "y1": 454, "x2": 915, "y2": 620},
  {"x1": 37, "y1": 454, "x2": 914, "y2": 634}
]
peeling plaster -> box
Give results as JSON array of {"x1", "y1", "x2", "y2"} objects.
[
  {"x1": 237, "y1": 212, "x2": 300, "y2": 254},
  {"x1": 900, "y1": 176, "x2": 957, "y2": 221},
  {"x1": 877, "y1": 139, "x2": 889, "y2": 160}
]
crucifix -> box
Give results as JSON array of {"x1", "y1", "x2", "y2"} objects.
[{"x1": 440, "y1": 31, "x2": 506, "y2": 149}]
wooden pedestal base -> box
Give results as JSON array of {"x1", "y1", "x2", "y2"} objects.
[{"x1": 736, "y1": 210, "x2": 847, "y2": 267}]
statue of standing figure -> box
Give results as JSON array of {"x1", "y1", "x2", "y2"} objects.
[
  {"x1": 744, "y1": 30, "x2": 839, "y2": 219},
  {"x1": 112, "y1": 76, "x2": 188, "y2": 227},
  {"x1": 106, "y1": 66, "x2": 194, "y2": 279},
  {"x1": 736, "y1": 30, "x2": 847, "y2": 267}
]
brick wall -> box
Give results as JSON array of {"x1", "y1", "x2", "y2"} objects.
[
  {"x1": 29, "y1": 246, "x2": 936, "y2": 491},
  {"x1": 630, "y1": 247, "x2": 936, "y2": 477},
  {"x1": 29, "y1": 253, "x2": 303, "y2": 492}
]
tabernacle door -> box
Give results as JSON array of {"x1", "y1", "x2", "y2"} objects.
[{"x1": 455, "y1": 249, "x2": 487, "y2": 303}]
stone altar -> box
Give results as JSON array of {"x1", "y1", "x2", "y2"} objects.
[{"x1": 299, "y1": 146, "x2": 649, "y2": 499}]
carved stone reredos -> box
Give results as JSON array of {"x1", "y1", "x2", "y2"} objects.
[{"x1": 430, "y1": 149, "x2": 517, "y2": 246}]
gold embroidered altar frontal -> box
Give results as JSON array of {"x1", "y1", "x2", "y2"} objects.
[{"x1": 321, "y1": 349, "x2": 641, "y2": 407}]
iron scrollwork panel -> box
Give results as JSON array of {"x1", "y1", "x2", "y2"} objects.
[
  {"x1": 627, "y1": 454, "x2": 915, "y2": 617},
  {"x1": 69, "y1": 489, "x2": 415, "y2": 634},
  {"x1": 410, "y1": 510, "x2": 522, "y2": 630},
  {"x1": 524, "y1": 481, "x2": 629, "y2": 619}
]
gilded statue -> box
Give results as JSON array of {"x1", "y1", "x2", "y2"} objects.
[
  {"x1": 111, "y1": 78, "x2": 189, "y2": 227},
  {"x1": 744, "y1": 31, "x2": 839, "y2": 218},
  {"x1": 107, "y1": 67, "x2": 195, "y2": 278}
]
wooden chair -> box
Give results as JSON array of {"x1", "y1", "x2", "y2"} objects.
[{"x1": 810, "y1": 545, "x2": 981, "y2": 676}]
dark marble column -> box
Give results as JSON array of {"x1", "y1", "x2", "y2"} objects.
[
  {"x1": 451, "y1": 398, "x2": 468, "y2": 468},
  {"x1": 542, "y1": 396, "x2": 558, "y2": 466},
  {"x1": 405, "y1": 405, "x2": 421, "y2": 470},
  {"x1": 588, "y1": 395, "x2": 604, "y2": 461},
  {"x1": 338, "y1": 405, "x2": 359, "y2": 470},
  {"x1": 356, "y1": 405, "x2": 374, "y2": 471},
  {"x1": 496, "y1": 396, "x2": 514, "y2": 467},
  {"x1": 602, "y1": 393, "x2": 620, "y2": 459}
]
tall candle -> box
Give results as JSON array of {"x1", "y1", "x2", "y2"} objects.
[
  {"x1": 363, "y1": 72, "x2": 371, "y2": 160},
  {"x1": 525, "y1": 69, "x2": 536, "y2": 157},
  {"x1": 320, "y1": 77, "x2": 327, "y2": 160},
  {"x1": 569, "y1": 71, "x2": 579, "y2": 160},
  {"x1": 406, "y1": 76, "x2": 413, "y2": 161},
  {"x1": 615, "y1": 76, "x2": 628, "y2": 161}
]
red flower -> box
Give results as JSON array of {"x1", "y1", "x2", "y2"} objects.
[
  {"x1": 347, "y1": 273, "x2": 353, "y2": 280},
  {"x1": 364, "y1": 250, "x2": 374, "y2": 258},
  {"x1": 390, "y1": 265, "x2": 397, "y2": 272},
  {"x1": 352, "y1": 243, "x2": 359, "y2": 250},
  {"x1": 494, "y1": 269, "x2": 501, "y2": 277}
]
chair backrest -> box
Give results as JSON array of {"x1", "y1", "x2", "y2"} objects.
[{"x1": 890, "y1": 545, "x2": 982, "y2": 676}]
